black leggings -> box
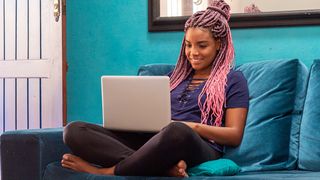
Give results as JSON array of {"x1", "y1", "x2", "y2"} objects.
[{"x1": 63, "y1": 121, "x2": 221, "y2": 176}]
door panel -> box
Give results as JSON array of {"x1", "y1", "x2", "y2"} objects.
[
  {"x1": 42, "y1": 0, "x2": 63, "y2": 128},
  {"x1": 0, "y1": 0, "x2": 63, "y2": 132},
  {"x1": 4, "y1": 0, "x2": 16, "y2": 131},
  {"x1": 17, "y1": 0, "x2": 28, "y2": 129},
  {"x1": 0, "y1": 0, "x2": 3, "y2": 133},
  {"x1": 28, "y1": 0, "x2": 41, "y2": 129},
  {"x1": 0, "y1": 79, "x2": 3, "y2": 132}
]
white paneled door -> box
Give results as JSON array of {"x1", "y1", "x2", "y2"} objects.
[{"x1": 0, "y1": 0, "x2": 63, "y2": 132}]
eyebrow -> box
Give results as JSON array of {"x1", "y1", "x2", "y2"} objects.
[{"x1": 185, "y1": 40, "x2": 209, "y2": 44}]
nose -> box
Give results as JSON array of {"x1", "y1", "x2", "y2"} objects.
[{"x1": 190, "y1": 47, "x2": 199, "y2": 56}]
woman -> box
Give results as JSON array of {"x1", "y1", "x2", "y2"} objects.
[{"x1": 61, "y1": 0, "x2": 249, "y2": 177}]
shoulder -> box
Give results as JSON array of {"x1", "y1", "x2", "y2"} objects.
[
  {"x1": 227, "y1": 69, "x2": 247, "y2": 86},
  {"x1": 225, "y1": 69, "x2": 249, "y2": 108}
]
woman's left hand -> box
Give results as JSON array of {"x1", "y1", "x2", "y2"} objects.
[
  {"x1": 181, "y1": 121, "x2": 199, "y2": 130},
  {"x1": 177, "y1": 108, "x2": 248, "y2": 146}
]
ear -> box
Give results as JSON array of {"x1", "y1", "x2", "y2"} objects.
[{"x1": 216, "y1": 39, "x2": 221, "y2": 51}]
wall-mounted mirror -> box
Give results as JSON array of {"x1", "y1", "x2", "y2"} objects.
[{"x1": 148, "y1": 0, "x2": 320, "y2": 31}]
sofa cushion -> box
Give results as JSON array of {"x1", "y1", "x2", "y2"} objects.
[
  {"x1": 1, "y1": 128, "x2": 70, "y2": 180},
  {"x1": 234, "y1": 170, "x2": 320, "y2": 180},
  {"x1": 137, "y1": 64, "x2": 175, "y2": 76},
  {"x1": 298, "y1": 60, "x2": 320, "y2": 171},
  {"x1": 44, "y1": 162, "x2": 320, "y2": 180},
  {"x1": 44, "y1": 162, "x2": 134, "y2": 180},
  {"x1": 224, "y1": 59, "x2": 308, "y2": 172}
]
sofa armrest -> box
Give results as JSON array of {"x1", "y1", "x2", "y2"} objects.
[{"x1": 1, "y1": 128, "x2": 70, "y2": 180}]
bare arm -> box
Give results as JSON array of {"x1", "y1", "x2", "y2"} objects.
[{"x1": 182, "y1": 108, "x2": 248, "y2": 147}]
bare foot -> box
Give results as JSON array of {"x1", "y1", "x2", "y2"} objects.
[
  {"x1": 61, "y1": 153, "x2": 115, "y2": 175},
  {"x1": 168, "y1": 160, "x2": 188, "y2": 177}
]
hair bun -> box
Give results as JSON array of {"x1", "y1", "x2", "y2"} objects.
[{"x1": 208, "y1": 0, "x2": 231, "y2": 20}]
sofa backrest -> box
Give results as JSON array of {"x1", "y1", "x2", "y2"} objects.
[
  {"x1": 298, "y1": 60, "x2": 320, "y2": 171},
  {"x1": 138, "y1": 64, "x2": 175, "y2": 76},
  {"x1": 137, "y1": 59, "x2": 309, "y2": 172}
]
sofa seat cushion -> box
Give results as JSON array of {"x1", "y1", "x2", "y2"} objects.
[
  {"x1": 44, "y1": 162, "x2": 142, "y2": 180},
  {"x1": 44, "y1": 162, "x2": 320, "y2": 180},
  {"x1": 234, "y1": 170, "x2": 320, "y2": 180},
  {"x1": 224, "y1": 59, "x2": 308, "y2": 172},
  {"x1": 298, "y1": 60, "x2": 320, "y2": 171}
]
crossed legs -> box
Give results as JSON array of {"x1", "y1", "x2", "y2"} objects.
[{"x1": 62, "y1": 121, "x2": 221, "y2": 176}]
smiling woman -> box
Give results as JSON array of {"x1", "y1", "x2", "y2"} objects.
[
  {"x1": 184, "y1": 28, "x2": 220, "y2": 76},
  {"x1": 148, "y1": 0, "x2": 320, "y2": 31}
]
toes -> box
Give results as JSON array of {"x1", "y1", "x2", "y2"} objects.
[
  {"x1": 178, "y1": 169, "x2": 184, "y2": 174},
  {"x1": 177, "y1": 160, "x2": 187, "y2": 169},
  {"x1": 176, "y1": 160, "x2": 188, "y2": 177},
  {"x1": 178, "y1": 169, "x2": 188, "y2": 177},
  {"x1": 63, "y1": 153, "x2": 81, "y2": 162},
  {"x1": 62, "y1": 153, "x2": 73, "y2": 160},
  {"x1": 61, "y1": 159, "x2": 75, "y2": 167},
  {"x1": 61, "y1": 162, "x2": 71, "y2": 169}
]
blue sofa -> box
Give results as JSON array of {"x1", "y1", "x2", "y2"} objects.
[{"x1": 2, "y1": 59, "x2": 320, "y2": 180}]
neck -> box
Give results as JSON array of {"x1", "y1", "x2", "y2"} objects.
[{"x1": 193, "y1": 69, "x2": 211, "y2": 79}]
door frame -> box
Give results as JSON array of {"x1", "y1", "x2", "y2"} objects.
[{"x1": 62, "y1": 0, "x2": 67, "y2": 126}]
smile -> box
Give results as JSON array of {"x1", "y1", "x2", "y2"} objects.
[
  {"x1": 190, "y1": 59, "x2": 203, "y2": 64},
  {"x1": 190, "y1": 58, "x2": 203, "y2": 61}
]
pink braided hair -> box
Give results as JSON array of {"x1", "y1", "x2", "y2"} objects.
[{"x1": 170, "y1": 0, "x2": 235, "y2": 126}]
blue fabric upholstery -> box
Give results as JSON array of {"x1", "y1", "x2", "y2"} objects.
[
  {"x1": 224, "y1": 59, "x2": 308, "y2": 172},
  {"x1": 43, "y1": 162, "x2": 320, "y2": 180},
  {"x1": 44, "y1": 162, "x2": 145, "y2": 180},
  {"x1": 298, "y1": 60, "x2": 320, "y2": 171},
  {"x1": 231, "y1": 170, "x2": 320, "y2": 180},
  {"x1": 135, "y1": 59, "x2": 309, "y2": 172},
  {"x1": 3, "y1": 59, "x2": 320, "y2": 180},
  {"x1": 1, "y1": 128, "x2": 70, "y2": 180},
  {"x1": 137, "y1": 64, "x2": 175, "y2": 76}
]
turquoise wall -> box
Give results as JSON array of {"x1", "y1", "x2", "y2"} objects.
[{"x1": 67, "y1": 0, "x2": 320, "y2": 124}]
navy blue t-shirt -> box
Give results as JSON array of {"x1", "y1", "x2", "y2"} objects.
[{"x1": 169, "y1": 70, "x2": 249, "y2": 152}]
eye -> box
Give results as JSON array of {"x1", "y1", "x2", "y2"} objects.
[
  {"x1": 185, "y1": 44, "x2": 192, "y2": 48},
  {"x1": 199, "y1": 44, "x2": 207, "y2": 48}
]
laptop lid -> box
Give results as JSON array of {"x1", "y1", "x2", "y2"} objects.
[{"x1": 101, "y1": 76, "x2": 171, "y2": 132}]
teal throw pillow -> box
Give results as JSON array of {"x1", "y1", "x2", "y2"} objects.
[
  {"x1": 224, "y1": 59, "x2": 308, "y2": 172},
  {"x1": 187, "y1": 159, "x2": 240, "y2": 176}
]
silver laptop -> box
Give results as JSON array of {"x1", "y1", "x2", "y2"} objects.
[{"x1": 101, "y1": 76, "x2": 171, "y2": 132}]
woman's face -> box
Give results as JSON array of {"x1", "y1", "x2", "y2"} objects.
[{"x1": 185, "y1": 27, "x2": 220, "y2": 75}]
